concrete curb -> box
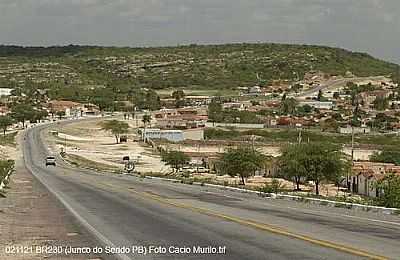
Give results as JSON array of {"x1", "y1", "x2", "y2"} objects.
[{"x1": 143, "y1": 175, "x2": 400, "y2": 216}]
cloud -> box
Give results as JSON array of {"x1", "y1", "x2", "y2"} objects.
[{"x1": 0, "y1": 0, "x2": 398, "y2": 63}]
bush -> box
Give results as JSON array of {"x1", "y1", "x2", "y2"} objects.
[{"x1": 259, "y1": 179, "x2": 284, "y2": 194}]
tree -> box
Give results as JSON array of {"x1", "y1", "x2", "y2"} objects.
[
  {"x1": 100, "y1": 120, "x2": 129, "y2": 144},
  {"x1": 279, "y1": 144, "x2": 307, "y2": 191},
  {"x1": 208, "y1": 101, "x2": 223, "y2": 123},
  {"x1": 280, "y1": 98, "x2": 298, "y2": 115},
  {"x1": 141, "y1": 114, "x2": 152, "y2": 141},
  {"x1": 32, "y1": 109, "x2": 48, "y2": 123},
  {"x1": 321, "y1": 118, "x2": 339, "y2": 132},
  {"x1": 370, "y1": 150, "x2": 400, "y2": 166},
  {"x1": 333, "y1": 92, "x2": 340, "y2": 99},
  {"x1": 56, "y1": 111, "x2": 66, "y2": 120},
  {"x1": 10, "y1": 104, "x2": 36, "y2": 127},
  {"x1": 218, "y1": 147, "x2": 265, "y2": 185},
  {"x1": 317, "y1": 90, "x2": 323, "y2": 101},
  {"x1": 373, "y1": 96, "x2": 389, "y2": 111},
  {"x1": 0, "y1": 116, "x2": 13, "y2": 136},
  {"x1": 375, "y1": 173, "x2": 400, "y2": 208},
  {"x1": 280, "y1": 143, "x2": 347, "y2": 195},
  {"x1": 302, "y1": 143, "x2": 347, "y2": 195},
  {"x1": 161, "y1": 150, "x2": 190, "y2": 173},
  {"x1": 172, "y1": 90, "x2": 185, "y2": 100},
  {"x1": 142, "y1": 114, "x2": 151, "y2": 127}
]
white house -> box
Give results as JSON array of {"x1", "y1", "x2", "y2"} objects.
[
  {"x1": 299, "y1": 101, "x2": 334, "y2": 110},
  {"x1": 0, "y1": 88, "x2": 13, "y2": 96},
  {"x1": 142, "y1": 129, "x2": 184, "y2": 142},
  {"x1": 339, "y1": 127, "x2": 371, "y2": 134}
]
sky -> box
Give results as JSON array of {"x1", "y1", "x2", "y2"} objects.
[{"x1": 0, "y1": 0, "x2": 399, "y2": 63}]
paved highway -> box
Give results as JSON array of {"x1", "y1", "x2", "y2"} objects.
[
  {"x1": 295, "y1": 76, "x2": 388, "y2": 98},
  {"x1": 22, "y1": 121, "x2": 400, "y2": 260}
]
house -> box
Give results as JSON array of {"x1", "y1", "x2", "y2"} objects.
[
  {"x1": 0, "y1": 88, "x2": 13, "y2": 96},
  {"x1": 299, "y1": 101, "x2": 334, "y2": 110},
  {"x1": 47, "y1": 100, "x2": 85, "y2": 118},
  {"x1": 350, "y1": 162, "x2": 400, "y2": 197},
  {"x1": 142, "y1": 128, "x2": 184, "y2": 142},
  {"x1": 339, "y1": 127, "x2": 371, "y2": 134},
  {"x1": 359, "y1": 90, "x2": 393, "y2": 108},
  {"x1": 249, "y1": 85, "x2": 262, "y2": 94},
  {"x1": 184, "y1": 96, "x2": 212, "y2": 106},
  {"x1": 0, "y1": 106, "x2": 10, "y2": 116},
  {"x1": 155, "y1": 108, "x2": 208, "y2": 129}
]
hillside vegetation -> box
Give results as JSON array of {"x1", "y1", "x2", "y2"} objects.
[{"x1": 0, "y1": 43, "x2": 399, "y2": 96}]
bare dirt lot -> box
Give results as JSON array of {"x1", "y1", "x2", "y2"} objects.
[{"x1": 47, "y1": 117, "x2": 171, "y2": 174}]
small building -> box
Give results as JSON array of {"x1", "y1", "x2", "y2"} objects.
[
  {"x1": 142, "y1": 128, "x2": 184, "y2": 142},
  {"x1": 299, "y1": 101, "x2": 334, "y2": 110},
  {"x1": 184, "y1": 96, "x2": 212, "y2": 106},
  {"x1": 339, "y1": 127, "x2": 371, "y2": 134},
  {"x1": 0, "y1": 106, "x2": 10, "y2": 116},
  {"x1": 350, "y1": 162, "x2": 400, "y2": 197},
  {"x1": 47, "y1": 100, "x2": 84, "y2": 118},
  {"x1": 0, "y1": 88, "x2": 13, "y2": 96}
]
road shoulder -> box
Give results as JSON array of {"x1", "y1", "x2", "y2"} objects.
[{"x1": 0, "y1": 159, "x2": 106, "y2": 259}]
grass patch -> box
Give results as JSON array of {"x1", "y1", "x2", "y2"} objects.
[
  {"x1": 0, "y1": 132, "x2": 17, "y2": 146},
  {"x1": 64, "y1": 154, "x2": 120, "y2": 172},
  {"x1": 205, "y1": 128, "x2": 400, "y2": 150}
]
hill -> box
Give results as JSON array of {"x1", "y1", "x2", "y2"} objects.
[{"x1": 0, "y1": 43, "x2": 399, "y2": 94}]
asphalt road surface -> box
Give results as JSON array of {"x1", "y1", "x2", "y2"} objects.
[
  {"x1": 295, "y1": 76, "x2": 388, "y2": 98},
  {"x1": 22, "y1": 121, "x2": 400, "y2": 260}
]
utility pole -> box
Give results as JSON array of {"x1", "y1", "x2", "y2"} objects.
[
  {"x1": 64, "y1": 135, "x2": 67, "y2": 154},
  {"x1": 298, "y1": 128, "x2": 302, "y2": 144}
]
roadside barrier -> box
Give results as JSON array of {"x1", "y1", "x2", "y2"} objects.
[{"x1": 144, "y1": 175, "x2": 400, "y2": 216}]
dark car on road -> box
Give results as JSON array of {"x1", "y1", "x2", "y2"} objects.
[{"x1": 45, "y1": 156, "x2": 56, "y2": 166}]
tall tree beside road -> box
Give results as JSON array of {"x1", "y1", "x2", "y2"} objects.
[
  {"x1": 56, "y1": 111, "x2": 66, "y2": 120},
  {"x1": 317, "y1": 90, "x2": 323, "y2": 101},
  {"x1": 100, "y1": 120, "x2": 129, "y2": 144},
  {"x1": 304, "y1": 143, "x2": 346, "y2": 195},
  {"x1": 141, "y1": 114, "x2": 152, "y2": 141},
  {"x1": 375, "y1": 173, "x2": 400, "y2": 208},
  {"x1": 0, "y1": 116, "x2": 13, "y2": 136},
  {"x1": 10, "y1": 104, "x2": 36, "y2": 127},
  {"x1": 280, "y1": 143, "x2": 347, "y2": 195},
  {"x1": 219, "y1": 147, "x2": 265, "y2": 185},
  {"x1": 32, "y1": 109, "x2": 49, "y2": 123},
  {"x1": 161, "y1": 150, "x2": 190, "y2": 173},
  {"x1": 279, "y1": 144, "x2": 307, "y2": 191}
]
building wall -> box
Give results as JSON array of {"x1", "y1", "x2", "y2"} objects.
[
  {"x1": 0, "y1": 88, "x2": 13, "y2": 96},
  {"x1": 205, "y1": 122, "x2": 265, "y2": 129},
  {"x1": 339, "y1": 127, "x2": 371, "y2": 134}
]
